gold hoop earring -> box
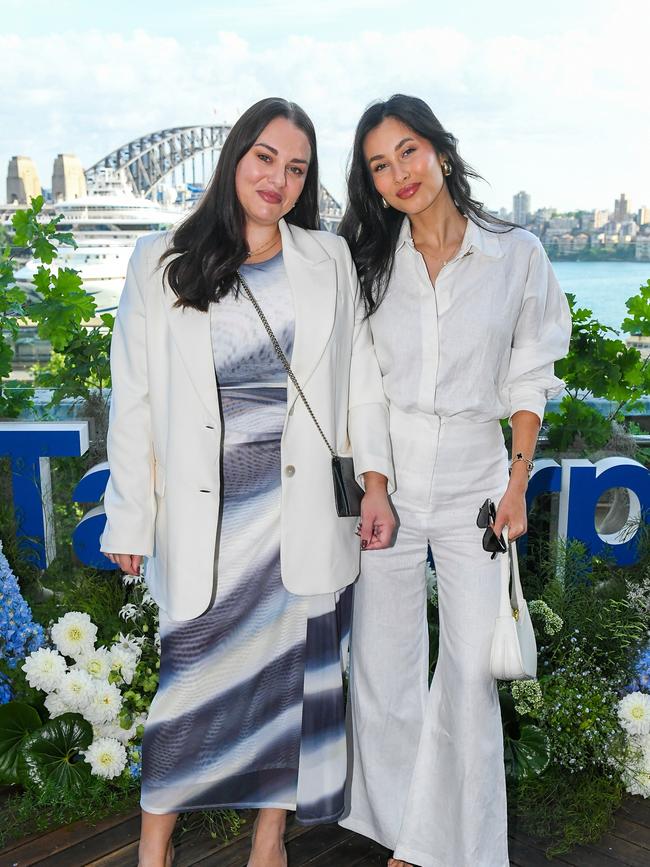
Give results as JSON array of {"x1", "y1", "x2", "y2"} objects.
[
  {"x1": 381, "y1": 196, "x2": 390, "y2": 209},
  {"x1": 441, "y1": 160, "x2": 452, "y2": 177}
]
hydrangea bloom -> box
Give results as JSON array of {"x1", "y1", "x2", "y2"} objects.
[
  {"x1": 618, "y1": 692, "x2": 650, "y2": 736},
  {"x1": 84, "y1": 737, "x2": 127, "y2": 779},
  {"x1": 0, "y1": 539, "x2": 44, "y2": 701},
  {"x1": 51, "y1": 612, "x2": 97, "y2": 660}
]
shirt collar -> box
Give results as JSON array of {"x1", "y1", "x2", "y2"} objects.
[{"x1": 395, "y1": 215, "x2": 505, "y2": 260}]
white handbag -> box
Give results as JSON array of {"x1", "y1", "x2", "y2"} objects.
[{"x1": 489, "y1": 530, "x2": 537, "y2": 681}]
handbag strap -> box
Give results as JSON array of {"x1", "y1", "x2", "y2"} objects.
[
  {"x1": 498, "y1": 528, "x2": 527, "y2": 619},
  {"x1": 236, "y1": 269, "x2": 336, "y2": 458}
]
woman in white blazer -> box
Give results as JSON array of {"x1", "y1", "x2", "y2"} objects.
[
  {"x1": 101, "y1": 98, "x2": 395, "y2": 867},
  {"x1": 338, "y1": 95, "x2": 571, "y2": 867}
]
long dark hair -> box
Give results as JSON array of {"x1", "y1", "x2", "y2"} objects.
[
  {"x1": 339, "y1": 94, "x2": 514, "y2": 314},
  {"x1": 161, "y1": 97, "x2": 320, "y2": 310}
]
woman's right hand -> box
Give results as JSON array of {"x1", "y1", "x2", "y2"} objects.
[{"x1": 104, "y1": 553, "x2": 143, "y2": 576}]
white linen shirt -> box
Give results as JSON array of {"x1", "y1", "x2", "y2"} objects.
[{"x1": 368, "y1": 217, "x2": 572, "y2": 425}]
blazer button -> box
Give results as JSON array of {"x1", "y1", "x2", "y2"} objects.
[{"x1": 285, "y1": 465, "x2": 296, "y2": 477}]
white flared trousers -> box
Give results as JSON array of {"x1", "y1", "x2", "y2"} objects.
[{"x1": 341, "y1": 413, "x2": 510, "y2": 867}]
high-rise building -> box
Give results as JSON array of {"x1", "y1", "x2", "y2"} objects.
[
  {"x1": 614, "y1": 193, "x2": 630, "y2": 222},
  {"x1": 6, "y1": 156, "x2": 42, "y2": 204},
  {"x1": 593, "y1": 209, "x2": 609, "y2": 229},
  {"x1": 52, "y1": 154, "x2": 87, "y2": 202},
  {"x1": 638, "y1": 207, "x2": 650, "y2": 226},
  {"x1": 513, "y1": 191, "x2": 531, "y2": 226}
]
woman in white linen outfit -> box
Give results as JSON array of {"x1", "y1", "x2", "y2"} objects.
[{"x1": 338, "y1": 95, "x2": 571, "y2": 867}]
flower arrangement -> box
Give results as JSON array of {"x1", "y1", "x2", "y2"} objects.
[
  {"x1": 21, "y1": 611, "x2": 144, "y2": 779},
  {"x1": 0, "y1": 539, "x2": 44, "y2": 703}
]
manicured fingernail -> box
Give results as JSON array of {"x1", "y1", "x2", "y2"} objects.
[{"x1": 361, "y1": 540, "x2": 368, "y2": 549}]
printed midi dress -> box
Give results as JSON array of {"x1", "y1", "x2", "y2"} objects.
[{"x1": 140, "y1": 252, "x2": 352, "y2": 822}]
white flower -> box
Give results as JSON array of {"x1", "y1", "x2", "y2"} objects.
[
  {"x1": 59, "y1": 669, "x2": 95, "y2": 712},
  {"x1": 618, "y1": 692, "x2": 650, "y2": 736},
  {"x1": 154, "y1": 631, "x2": 161, "y2": 653},
  {"x1": 115, "y1": 632, "x2": 145, "y2": 650},
  {"x1": 93, "y1": 712, "x2": 145, "y2": 745},
  {"x1": 108, "y1": 643, "x2": 140, "y2": 685},
  {"x1": 51, "y1": 612, "x2": 97, "y2": 660},
  {"x1": 623, "y1": 734, "x2": 650, "y2": 797},
  {"x1": 21, "y1": 648, "x2": 67, "y2": 692},
  {"x1": 84, "y1": 681, "x2": 123, "y2": 725},
  {"x1": 119, "y1": 603, "x2": 139, "y2": 622},
  {"x1": 84, "y1": 737, "x2": 127, "y2": 779},
  {"x1": 44, "y1": 691, "x2": 67, "y2": 718},
  {"x1": 75, "y1": 647, "x2": 112, "y2": 680}
]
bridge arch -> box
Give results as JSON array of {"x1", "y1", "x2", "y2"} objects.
[{"x1": 84, "y1": 125, "x2": 342, "y2": 227}]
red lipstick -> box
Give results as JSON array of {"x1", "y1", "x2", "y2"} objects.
[{"x1": 396, "y1": 182, "x2": 421, "y2": 200}]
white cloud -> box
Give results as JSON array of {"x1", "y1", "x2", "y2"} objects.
[{"x1": 1, "y1": 13, "x2": 648, "y2": 211}]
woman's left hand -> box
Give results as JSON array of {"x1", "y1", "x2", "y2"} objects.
[
  {"x1": 493, "y1": 484, "x2": 528, "y2": 542},
  {"x1": 358, "y1": 473, "x2": 396, "y2": 550}
]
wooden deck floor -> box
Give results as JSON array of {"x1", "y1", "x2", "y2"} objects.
[{"x1": 1, "y1": 796, "x2": 649, "y2": 866}]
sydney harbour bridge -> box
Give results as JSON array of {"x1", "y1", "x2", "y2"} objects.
[{"x1": 84, "y1": 125, "x2": 342, "y2": 229}]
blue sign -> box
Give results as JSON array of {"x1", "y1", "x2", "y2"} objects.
[
  {"x1": 0, "y1": 421, "x2": 89, "y2": 568},
  {"x1": 1, "y1": 421, "x2": 650, "y2": 570}
]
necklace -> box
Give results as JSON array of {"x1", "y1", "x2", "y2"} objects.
[
  {"x1": 414, "y1": 237, "x2": 463, "y2": 267},
  {"x1": 246, "y1": 231, "x2": 281, "y2": 259}
]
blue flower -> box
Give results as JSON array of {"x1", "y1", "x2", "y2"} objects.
[{"x1": 0, "y1": 540, "x2": 44, "y2": 702}]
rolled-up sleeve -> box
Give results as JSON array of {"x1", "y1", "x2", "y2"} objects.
[
  {"x1": 342, "y1": 239, "x2": 395, "y2": 493},
  {"x1": 507, "y1": 240, "x2": 572, "y2": 425},
  {"x1": 100, "y1": 240, "x2": 156, "y2": 556}
]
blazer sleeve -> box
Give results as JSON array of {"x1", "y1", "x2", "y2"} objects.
[
  {"x1": 100, "y1": 240, "x2": 156, "y2": 556},
  {"x1": 507, "y1": 238, "x2": 572, "y2": 425},
  {"x1": 341, "y1": 238, "x2": 395, "y2": 493}
]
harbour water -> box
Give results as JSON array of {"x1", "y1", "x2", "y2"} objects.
[{"x1": 553, "y1": 261, "x2": 650, "y2": 332}]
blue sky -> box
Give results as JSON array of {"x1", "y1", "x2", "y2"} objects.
[{"x1": 2, "y1": 0, "x2": 649, "y2": 211}]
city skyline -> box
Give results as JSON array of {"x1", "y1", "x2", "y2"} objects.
[{"x1": 2, "y1": 0, "x2": 649, "y2": 211}]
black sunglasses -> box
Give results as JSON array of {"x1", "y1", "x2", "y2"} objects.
[{"x1": 476, "y1": 497, "x2": 507, "y2": 559}]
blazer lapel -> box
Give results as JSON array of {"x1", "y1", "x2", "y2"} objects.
[
  {"x1": 280, "y1": 220, "x2": 337, "y2": 410},
  {"x1": 164, "y1": 292, "x2": 220, "y2": 424},
  {"x1": 162, "y1": 220, "x2": 336, "y2": 422}
]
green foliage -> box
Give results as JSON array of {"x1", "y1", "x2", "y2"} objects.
[
  {"x1": 621, "y1": 279, "x2": 650, "y2": 335},
  {"x1": 0, "y1": 197, "x2": 112, "y2": 419},
  {"x1": 34, "y1": 313, "x2": 113, "y2": 403},
  {"x1": 20, "y1": 713, "x2": 93, "y2": 790},
  {"x1": 510, "y1": 765, "x2": 623, "y2": 857},
  {"x1": 0, "y1": 701, "x2": 41, "y2": 784},
  {"x1": 544, "y1": 284, "x2": 650, "y2": 452},
  {"x1": 500, "y1": 690, "x2": 551, "y2": 782},
  {"x1": 546, "y1": 395, "x2": 612, "y2": 451},
  {"x1": 0, "y1": 772, "x2": 138, "y2": 849}
]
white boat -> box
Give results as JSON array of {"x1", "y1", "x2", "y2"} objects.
[{"x1": 14, "y1": 173, "x2": 185, "y2": 311}]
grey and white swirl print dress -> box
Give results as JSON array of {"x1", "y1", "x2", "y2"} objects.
[{"x1": 140, "y1": 252, "x2": 352, "y2": 823}]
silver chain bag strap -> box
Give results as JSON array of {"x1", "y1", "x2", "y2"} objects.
[{"x1": 237, "y1": 270, "x2": 363, "y2": 517}]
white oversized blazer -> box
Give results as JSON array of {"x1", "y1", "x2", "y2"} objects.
[{"x1": 100, "y1": 219, "x2": 394, "y2": 621}]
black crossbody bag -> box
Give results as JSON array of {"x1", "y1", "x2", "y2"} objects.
[{"x1": 237, "y1": 270, "x2": 364, "y2": 518}]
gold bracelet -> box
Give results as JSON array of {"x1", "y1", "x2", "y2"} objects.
[{"x1": 509, "y1": 452, "x2": 534, "y2": 477}]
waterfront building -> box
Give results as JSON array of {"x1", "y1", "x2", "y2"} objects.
[
  {"x1": 638, "y1": 207, "x2": 650, "y2": 226},
  {"x1": 6, "y1": 156, "x2": 41, "y2": 204},
  {"x1": 513, "y1": 190, "x2": 531, "y2": 225},
  {"x1": 635, "y1": 235, "x2": 650, "y2": 261},
  {"x1": 52, "y1": 154, "x2": 87, "y2": 202}
]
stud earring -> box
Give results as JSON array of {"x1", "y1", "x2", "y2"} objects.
[
  {"x1": 381, "y1": 196, "x2": 390, "y2": 209},
  {"x1": 441, "y1": 160, "x2": 452, "y2": 177}
]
